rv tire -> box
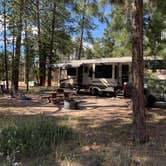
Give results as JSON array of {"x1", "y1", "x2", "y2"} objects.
[
  {"x1": 90, "y1": 88, "x2": 98, "y2": 96},
  {"x1": 106, "y1": 92, "x2": 114, "y2": 98}
]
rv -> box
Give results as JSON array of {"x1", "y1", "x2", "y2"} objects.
[{"x1": 54, "y1": 56, "x2": 165, "y2": 97}]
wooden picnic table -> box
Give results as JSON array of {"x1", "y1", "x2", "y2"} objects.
[{"x1": 41, "y1": 89, "x2": 76, "y2": 104}]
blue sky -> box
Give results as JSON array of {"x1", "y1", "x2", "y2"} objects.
[
  {"x1": 91, "y1": 4, "x2": 112, "y2": 39},
  {"x1": 0, "y1": 19, "x2": 107, "y2": 52},
  {"x1": 0, "y1": 4, "x2": 112, "y2": 52},
  {"x1": 91, "y1": 19, "x2": 107, "y2": 39}
]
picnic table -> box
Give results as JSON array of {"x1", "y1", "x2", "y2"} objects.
[{"x1": 41, "y1": 88, "x2": 76, "y2": 104}]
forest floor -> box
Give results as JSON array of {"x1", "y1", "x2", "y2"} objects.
[{"x1": 0, "y1": 92, "x2": 165, "y2": 165}]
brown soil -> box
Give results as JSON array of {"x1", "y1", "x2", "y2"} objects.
[
  {"x1": 0, "y1": 94, "x2": 131, "y2": 120},
  {"x1": 0, "y1": 94, "x2": 165, "y2": 165}
]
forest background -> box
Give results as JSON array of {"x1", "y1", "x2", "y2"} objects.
[{"x1": 0, "y1": 0, "x2": 165, "y2": 90}]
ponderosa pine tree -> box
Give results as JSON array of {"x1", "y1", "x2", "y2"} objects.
[
  {"x1": 132, "y1": 0, "x2": 149, "y2": 143},
  {"x1": 24, "y1": 21, "x2": 30, "y2": 91},
  {"x1": 12, "y1": 0, "x2": 25, "y2": 90},
  {"x1": 101, "y1": 0, "x2": 149, "y2": 143},
  {"x1": 103, "y1": 2, "x2": 131, "y2": 57},
  {"x1": 72, "y1": 0, "x2": 100, "y2": 59},
  {"x1": 144, "y1": 0, "x2": 166, "y2": 60},
  {"x1": 47, "y1": 1, "x2": 56, "y2": 87},
  {"x1": 35, "y1": 0, "x2": 46, "y2": 86},
  {"x1": 2, "y1": 0, "x2": 9, "y2": 90}
]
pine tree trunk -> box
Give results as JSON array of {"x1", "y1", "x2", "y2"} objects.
[
  {"x1": 11, "y1": 20, "x2": 15, "y2": 88},
  {"x1": 39, "y1": 55, "x2": 46, "y2": 86},
  {"x1": 13, "y1": 30, "x2": 21, "y2": 91},
  {"x1": 12, "y1": 0, "x2": 24, "y2": 90},
  {"x1": 132, "y1": 0, "x2": 149, "y2": 143},
  {"x1": 48, "y1": 2, "x2": 56, "y2": 87},
  {"x1": 24, "y1": 21, "x2": 29, "y2": 91},
  {"x1": 36, "y1": 0, "x2": 46, "y2": 86},
  {"x1": 3, "y1": 0, "x2": 9, "y2": 90},
  {"x1": 77, "y1": 0, "x2": 87, "y2": 60}
]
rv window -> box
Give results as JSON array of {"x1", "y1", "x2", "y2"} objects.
[
  {"x1": 67, "y1": 68, "x2": 76, "y2": 76},
  {"x1": 88, "y1": 67, "x2": 93, "y2": 77},
  {"x1": 95, "y1": 65, "x2": 112, "y2": 78}
]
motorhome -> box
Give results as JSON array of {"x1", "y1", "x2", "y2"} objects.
[{"x1": 54, "y1": 56, "x2": 165, "y2": 97}]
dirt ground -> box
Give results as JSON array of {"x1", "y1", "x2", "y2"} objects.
[
  {"x1": 0, "y1": 93, "x2": 165, "y2": 145},
  {"x1": 0, "y1": 94, "x2": 165, "y2": 139},
  {"x1": 0, "y1": 94, "x2": 131, "y2": 120},
  {"x1": 0, "y1": 94, "x2": 166, "y2": 165}
]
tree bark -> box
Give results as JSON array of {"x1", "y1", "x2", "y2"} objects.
[
  {"x1": 36, "y1": 0, "x2": 46, "y2": 86},
  {"x1": 11, "y1": 20, "x2": 15, "y2": 88},
  {"x1": 3, "y1": 0, "x2": 9, "y2": 90},
  {"x1": 24, "y1": 21, "x2": 29, "y2": 91},
  {"x1": 78, "y1": 15, "x2": 84, "y2": 60},
  {"x1": 132, "y1": 0, "x2": 149, "y2": 143},
  {"x1": 48, "y1": 2, "x2": 56, "y2": 86},
  {"x1": 77, "y1": 0, "x2": 88, "y2": 60},
  {"x1": 12, "y1": 0, "x2": 24, "y2": 90}
]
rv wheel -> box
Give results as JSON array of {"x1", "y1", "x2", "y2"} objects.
[
  {"x1": 90, "y1": 88, "x2": 98, "y2": 95},
  {"x1": 106, "y1": 92, "x2": 114, "y2": 98}
]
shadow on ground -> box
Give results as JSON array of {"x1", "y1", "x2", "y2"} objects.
[{"x1": 0, "y1": 95, "x2": 165, "y2": 166}]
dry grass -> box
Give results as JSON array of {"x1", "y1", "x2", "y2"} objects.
[{"x1": 0, "y1": 90, "x2": 165, "y2": 166}]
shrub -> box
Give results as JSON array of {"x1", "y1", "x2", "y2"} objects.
[{"x1": 0, "y1": 116, "x2": 76, "y2": 159}]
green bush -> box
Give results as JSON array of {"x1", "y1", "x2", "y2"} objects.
[
  {"x1": 0, "y1": 116, "x2": 76, "y2": 159},
  {"x1": 145, "y1": 71, "x2": 166, "y2": 99}
]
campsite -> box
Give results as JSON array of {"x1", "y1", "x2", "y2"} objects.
[
  {"x1": 0, "y1": 0, "x2": 166, "y2": 165},
  {"x1": 0, "y1": 88, "x2": 166, "y2": 165}
]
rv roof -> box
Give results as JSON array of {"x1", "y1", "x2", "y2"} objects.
[{"x1": 53, "y1": 56, "x2": 162, "y2": 68}]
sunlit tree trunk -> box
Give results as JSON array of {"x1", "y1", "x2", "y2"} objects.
[{"x1": 132, "y1": 0, "x2": 149, "y2": 143}]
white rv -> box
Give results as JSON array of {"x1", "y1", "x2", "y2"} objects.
[
  {"x1": 54, "y1": 57, "x2": 132, "y2": 96},
  {"x1": 54, "y1": 56, "x2": 165, "y2": 97}
]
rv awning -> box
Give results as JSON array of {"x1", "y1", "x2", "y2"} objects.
[
  {"x1": 69, "y1": 61, "x2": 82, "y2": 67},
  {"x1": 52, "y1": 56, "x2": 163, "y2": 68},
  {"x1": 53, "y1": 61, "x2": 82, "y2": 68}
]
